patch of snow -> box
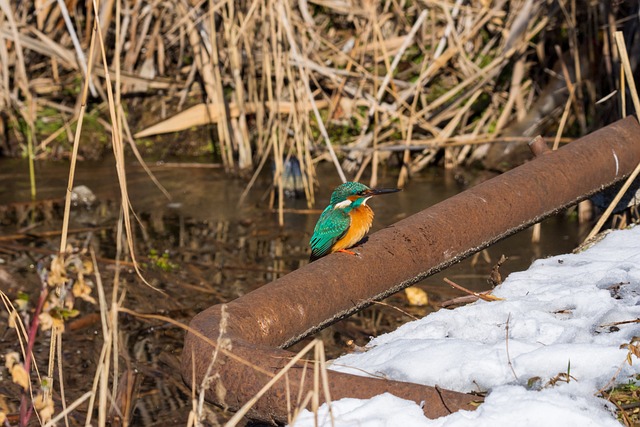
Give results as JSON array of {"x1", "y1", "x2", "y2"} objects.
[{"x1": 291, "y1": 226, "x2": 640, "y2": 426}]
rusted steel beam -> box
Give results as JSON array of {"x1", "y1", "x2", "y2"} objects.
[{"x1": 182, "y1": 116, "x2": 640, "y2": 424}]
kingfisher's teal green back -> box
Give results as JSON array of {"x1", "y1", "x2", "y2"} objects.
[{"x1": 309, "y1": 182, "x2": 400, "y2": 261}]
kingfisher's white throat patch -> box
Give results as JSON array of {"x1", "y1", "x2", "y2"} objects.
[
  {"x1": 334, "y1": 196, "x2": 372, "y2": 210},
  {"x1": 334, "y1": 199, "x2": 352, "y2": 209}
]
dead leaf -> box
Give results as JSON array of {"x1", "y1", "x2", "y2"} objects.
[
  {"x1": 10, "y1": 363, "x2": 29, "y2": 391},
  {"x1": 72, "y1": 279, "x2": 96, "y2": 304},
  {"x1": 82, "y1": 260, "x2": 94, "y2": 275},
  {"x1": 34, "y1": 392, "x2": 54, "y2": 424},
  {"x1": 39, "y1": 312, "x2": 53, "y2": 331},
  {"x1": 4, "y1": 351, "x2": 20, "y2": 368},
  {"x1": 215, "y1": 378, "x2": 227, "y2": 409},
  {"x1": 13, "y1": 297, "x2": 28, "y2": 312},
  {"x1": 5, "y1": 353, "x2": 29, "y2": 391},
  {"x1": 48, "y1": 256, "x2": 67, "y2": 287},
  {"x1": 8, "y1": 310, "x2": 19, "y2": 328},
  {"x1": 489, "y1": 254, "x2": 508, "y2": 287},
  {"x1": 404, "y1": 287, "x2": 429, "y2": 306}
]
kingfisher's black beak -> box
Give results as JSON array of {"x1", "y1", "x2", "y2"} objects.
[{"x1": 364, "y1": 187, "x2": 402, "y2": 196}]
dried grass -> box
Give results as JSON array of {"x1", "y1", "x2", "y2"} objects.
[{"x1": 1, "y1": 1, "x2": 634, "y2": 198}]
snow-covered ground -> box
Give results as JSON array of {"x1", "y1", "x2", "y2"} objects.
[{"x1": 293, "y1": 226, "x2": 640, "y2": 426}]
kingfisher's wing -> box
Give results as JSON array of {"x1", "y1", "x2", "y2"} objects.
[{"x1": 309, "y1": 207, "x2": 350, "y2": 261}]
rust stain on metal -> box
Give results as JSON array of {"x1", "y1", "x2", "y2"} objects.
[{"x1": 182, "y1": 117, "x2": 640, "y2": 424}]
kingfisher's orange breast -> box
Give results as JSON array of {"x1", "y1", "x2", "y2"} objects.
[{"x1": 331, "y1": 205, "x2": 374, "y2": 252}]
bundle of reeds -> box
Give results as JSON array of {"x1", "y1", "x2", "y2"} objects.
[{"x1": 0, "y1": 1, "x2": 637, "y2": 194}]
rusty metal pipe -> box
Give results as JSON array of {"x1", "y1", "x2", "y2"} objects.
[{"x1": 182, "y1": 117, "x2": 640, "y2": 423}]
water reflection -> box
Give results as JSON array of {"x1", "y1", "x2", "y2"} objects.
[{"x1": 0, "y1": 158, "x2": 586, "y2": 289}]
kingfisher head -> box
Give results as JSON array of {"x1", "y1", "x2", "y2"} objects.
[{"x1": 329, "y1": 182, "x2": 401, "y2": 209}]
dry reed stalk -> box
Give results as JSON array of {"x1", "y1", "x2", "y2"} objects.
[
  {"x1": 615, "y1": 32, "x2": 640, "y2": 115},
  {"x1": 494, "y1": 57, "x2": 526, "y2": 136},
  {"x1": 552, "y1": 84, "x2": 575, "y2": 152},
  {"x1": 83, "y1": 248, "x2": 109, "y2": 427},
  {"x1": 54, "y1": 328, "x2": 70, "y2": 427},
  {"x1": 178, "y1": 2, "x2": 232, "y2": 170},
  {"x1": 552, "y1": 45, "x2": 579, "y2": 151},
  {"x1": 0, "y1": 290, "x2": 44, "y2": 389},
  {"x1": 584, "y1": 32, "x2": 640, "y2": 243},
  {"x1": 225, "y1": 339, "x2": 331, "y2": 427},
  {"x1": 106, "y1": 211, "x2": 124, "y2": 425},
  {"x1": 7, "y1": 28, "x2": 77, "y2": 69},
  {"x1": 558, "y1": 0, "x2": 587, "y2": 134},
  {"x1": 341, "y1": 135, "x2": 574, "y2": 151},
  {"x1": 208, "y1": 0, "x2": 236, "y2": 170},
  {"x1": 120, "y1": 106, "x2": 172, "y2": 201},
  {"x1": 92, "y1": 0, "x2": 159, "y2": 291},
  {"x1": 0, "y1": 15, "x2": 8, "y2": 118},
  {"x1": 621, "y1": 60, "x2": 626, "y2": 118},
  {"x1": 195, "y1": 305, "x2": 230, "y2": 423},
  {"x1": 226, "y1": 2, "x2": 254, "y2": 170},
  {"x1": 55, "y1": 0, "x2": 97, "y2": 96},
  {"x1": 398, "y1": 48, "x2": 433, "y2": 187},
  {"x1": 278, "y1": 0, "x2": 346, "y2": 183},
  {"x1": 42, "y1": 392, "x2": 93, "y2": 427},
  {"x1": 287, "y1": 69, "x2": 315, "y2": 205},
  {"x1": 58, "y1": 17, "x2": 98, "y2": 256},
  {"x1": 111, "y1": 3, "x2": 128, "y2": 415}
]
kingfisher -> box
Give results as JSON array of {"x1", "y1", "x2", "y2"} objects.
[{"x1": 309, "y1": 182, "x2": 401, "y2": 261}]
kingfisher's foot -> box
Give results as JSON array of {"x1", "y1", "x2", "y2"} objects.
[{"x1": 337, "y1": 249, "x2": 358, "y2": 257}]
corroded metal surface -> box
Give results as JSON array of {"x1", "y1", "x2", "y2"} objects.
[
  {"x1": 182, "y1": 117, "x2": 640, "y2": 424},
  {"x1": 183, "y1": 315, "x2": 479, "y2": 422}
]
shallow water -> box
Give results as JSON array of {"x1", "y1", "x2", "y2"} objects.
[{"x1": 0, "y1": 157, "x2": 586, "y2": 425}]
